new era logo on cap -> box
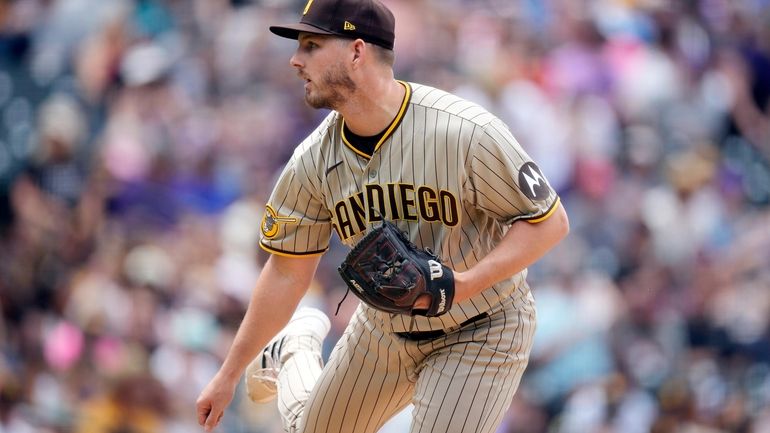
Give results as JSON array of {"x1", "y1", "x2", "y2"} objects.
[{"x1": 270, "y1": 0, "x2": 395, "y2": 50}]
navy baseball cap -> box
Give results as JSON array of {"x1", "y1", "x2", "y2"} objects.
[{"x1": 270, "y1": 0, "x2": 395, "y2": 50}]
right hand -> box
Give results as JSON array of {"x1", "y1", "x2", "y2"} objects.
[{"x1": 196, "y1": 373, "x2": 238, "y2": 432}]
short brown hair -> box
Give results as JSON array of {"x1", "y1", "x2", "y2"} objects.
[{"x1": 368, "y1": 43, "x2": 395, "y2": 67}]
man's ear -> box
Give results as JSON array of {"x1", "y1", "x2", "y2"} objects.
[{"x1": 351, "y1": 39, "x2": 366, "y2": 66}]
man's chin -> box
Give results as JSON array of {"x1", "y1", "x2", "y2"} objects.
[
  {"x1": 305, "y1": 98, "x2": 323, "y2": 109},
  {"x1": 305, "y1": 95, "x2": 331, "y2": 110}
]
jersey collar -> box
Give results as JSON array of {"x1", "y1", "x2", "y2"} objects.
[{"x1": 341, "y1": 80, "x2": 411, "y2": 159}]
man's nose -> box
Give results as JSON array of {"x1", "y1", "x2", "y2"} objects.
[{"x1": 290, "y1": 53, "x2": 302, "y2": 69}]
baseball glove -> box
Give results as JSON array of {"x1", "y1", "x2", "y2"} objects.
[{"x1": 338, "y1": 220, "x2": 454, "y2": 317}]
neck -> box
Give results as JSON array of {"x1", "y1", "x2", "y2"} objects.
[{"x1": 338, "y1": 78, "x2": 405, "y2": 136}]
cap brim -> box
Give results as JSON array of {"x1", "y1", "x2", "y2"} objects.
[{"x1": 269, "y1": 23, "x2": 336, "y2": 40}]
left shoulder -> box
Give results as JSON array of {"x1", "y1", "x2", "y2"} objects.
[{"x1": 407, "y1": 82, "x2": 498, "y2": 127}]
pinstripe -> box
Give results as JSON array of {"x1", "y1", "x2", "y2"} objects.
[
  {"x1": 278, "y1": 358, "x2": 304, "y2": 421},
  {"x1": 399, "y1": 332, "x2": 422, "y2": 366},
  {"x1": 431, "y1": 107, "x2": 443, "y2": 248},
  {"x1": 314, "y1": 329, "x2": 352, "y2": 432},
  {"x1": 359, "y1": 340, "x2": 407, "y2": 430},
  {"x1": 429, "y1": 343, "x2": 471, "y2": 433},
  {"x1": 485, "y1": 121, "x2": 528, "y2": 162},
  {"x1": 346, "y1": 326, "x2": 386, "y2": 428},
  {"x1": 276, "y1": 338, "x2": 328, "y2": 430},
  {"x1": 455, "y1": 212, "x2": 495, "y2": 314},
  {"x1": 296, "y1": 194, "x2": 311, "y2": 251},
  {"x1": 467, "y1": 323, "x2": 503, "y2": 433},
  {"x1": 478, "y1": 305, "x2": 536, "y2": 433},
  {"x1": 322, "y1": 329, "x2": 366, "y2": 433},
  {"x1": 412, "y1": 342, "x2": 452, "y2": 433},
  {"x1": 453, "y1": 104, "x2": 477, "y2": 118},
  {"x1": 457, "y1": 323, "x2": 496, "y2": 433},
  {"x1": 450, "y1": 329, "x2": 488, "y2": 430},
  {"x1": 446, "y1": 332, "x2": 486, "y2": 432},
  {"x1": 471, "y1": 203, "x2": 507, "y2": 219},
  {"x1": 473, "y1": 161, "x2": 520, "y2": 206},
  {"x1": 414, "y1": 87, "x2": 437, "y2": 105},
  {"x1": 306, "y1": 325, "x2": 358, "y2": 433},
  {"x1": 274, "y1": 170, "x2": 296, "y2": 213},
  {"x1": 471, "y1": 169, "x2": 524, "y2": 213},
  {"x1": 305, "y1": 137, "x2": 323, "y2": 189},
  {"x1": 430, "y1": 94, "x2": 458, "y2": 111},
  {"x1": 426, "y1": 92, "x2": 449, "y2": 108},
  {"x1": 477, "y1": 309, "x2": 517, "y2": 433},
  {"x1": 498, "y1": 310, "x2": 535, "y2": 429},
  {"x1": 472, "y1": 148, "x2": 524, "y2": 199}
]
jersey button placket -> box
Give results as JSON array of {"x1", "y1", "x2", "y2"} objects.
[{"x1": 369, "y1": 169, "x2": 377, "y2": 178}]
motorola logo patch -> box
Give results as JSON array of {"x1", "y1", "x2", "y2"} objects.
[{"x1": 518, "y1": 162, "x2": 551, "y2": 201}]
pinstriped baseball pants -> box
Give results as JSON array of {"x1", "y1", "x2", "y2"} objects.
[{"x1": 276, "y1": 296, "x2": 537, "y2": 433}]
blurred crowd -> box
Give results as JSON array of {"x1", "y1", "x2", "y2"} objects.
[{"x1": 1, "y1": 0, "x2": 769, "y2": 432}]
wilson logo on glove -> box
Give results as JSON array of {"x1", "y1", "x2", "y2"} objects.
[
  {"x1": 338, "y1": 220, "x2": 455, "y2": 317},
  {"x1": 428, "y1": 260, "x2": 443, "y2": 280}
]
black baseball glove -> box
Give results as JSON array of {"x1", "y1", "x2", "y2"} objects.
[{"x1": 338, "y1": 220, "x2": 454, "y2": 317}]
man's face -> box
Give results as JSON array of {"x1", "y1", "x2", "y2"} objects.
[{"x1": 291, "y1": 34, "x2": 356, "y2": 110}]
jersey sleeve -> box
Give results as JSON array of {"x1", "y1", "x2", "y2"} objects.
[
  {"x1": 466, "y1": 118, "x2": 560, "y2": 224},
  {"x1": 259, "y1": 150, "x2": 333, "y2": 257}
]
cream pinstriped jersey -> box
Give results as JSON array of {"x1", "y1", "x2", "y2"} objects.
[{"x1": 260, "y1": 81, "x2": 560, "y2": 333}]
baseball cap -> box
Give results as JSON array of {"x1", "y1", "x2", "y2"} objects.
[{"x1": 270, "y1": 0, "x2": 395, "y2": 50}]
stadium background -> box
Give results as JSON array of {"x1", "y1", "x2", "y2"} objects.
[{"x1": 1, "y1": 0, "x2": 769, "y2": 432}]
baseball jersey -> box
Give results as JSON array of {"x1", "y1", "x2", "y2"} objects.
[{"x1": 260, "y1": 81, "x2": 560, "y2": 333}]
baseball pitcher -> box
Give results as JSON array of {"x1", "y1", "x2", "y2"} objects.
[{"x1": 196, "y1": 0, "x2": 569, "y2": 432}]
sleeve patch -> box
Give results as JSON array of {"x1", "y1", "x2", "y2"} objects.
[
  {"x1": 518, "y1": 162, "x2": 552, "y2": 201},
  {"x1": 261, "y1": 205, "x2": 298, "y2": 239}
]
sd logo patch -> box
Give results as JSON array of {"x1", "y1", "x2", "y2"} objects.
[{"x1": 261, "y1": 205, "x2": 297, "y2": 239}]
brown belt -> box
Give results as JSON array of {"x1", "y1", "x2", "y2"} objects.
[{"x1": 394, "y1": 312, "x2": 489, "y2": 341}]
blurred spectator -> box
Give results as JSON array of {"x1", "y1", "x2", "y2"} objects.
[{"x1": 73, "y1": 374, "x2": 169, "y2": 433}]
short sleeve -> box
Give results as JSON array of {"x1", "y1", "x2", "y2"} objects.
[
  {"x1": 466, "y1": 118, "x2": 560, "y2": 224},
  {"x1": 259, "y1": 154, "x2": 333, "y2": 256}
]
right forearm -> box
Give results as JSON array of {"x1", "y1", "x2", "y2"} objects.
[
  {"x1": 217, "y1": 254, "x2": 321, "y2": 381},
  {"x1": 217, "y1": 297, "x2": 295, "y2": 381}
]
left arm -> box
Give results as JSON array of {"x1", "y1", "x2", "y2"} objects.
[
  {"x1": 415, "y1": 117, "x2": 571, "y2": 311},
  {"x1": 414, "y1": 202, "x2": 568, "y2": 311},
  {"x1": 453, "y1": 202, "x2": 569, "y2": 303}
]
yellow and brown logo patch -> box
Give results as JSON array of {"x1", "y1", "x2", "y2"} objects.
[{"x1": 261, "y1": 205, "x2": 297, "y2": 239}]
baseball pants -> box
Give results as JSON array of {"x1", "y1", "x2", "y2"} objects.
[{"x1": 276, "y1": 295, "x2": 537, "y2": 433}]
